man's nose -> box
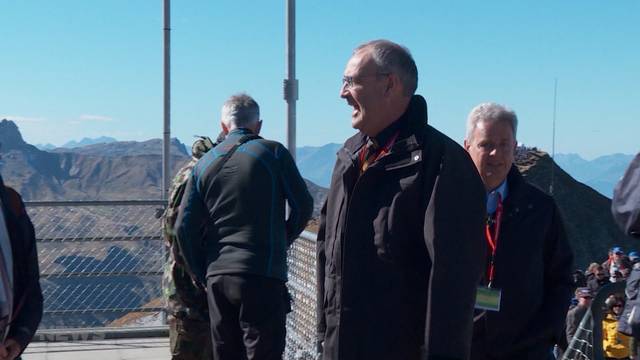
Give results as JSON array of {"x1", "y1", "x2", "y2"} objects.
[
  {"x1": 339, "y1": 82, "x2": 349, "y2": 98},
  {"x1": 489, "y1": 148, "x2": 498, "y2": 156}
]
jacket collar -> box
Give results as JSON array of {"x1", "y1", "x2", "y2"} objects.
[{"x1": 341, "y1": 94, "x2": 428, "y2": 157}]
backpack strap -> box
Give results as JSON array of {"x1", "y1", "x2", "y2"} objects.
[{"x1": 211, "y1": 134, "x2": 261, "y2": 175}]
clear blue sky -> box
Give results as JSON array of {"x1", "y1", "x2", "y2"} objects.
[{"x1": 1, "y1": 0, "x2": 638, "y2": 159}]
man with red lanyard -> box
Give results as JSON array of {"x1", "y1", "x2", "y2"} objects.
[{"x1": 464, "y1": 103, "x2": 573, "y2": 360}]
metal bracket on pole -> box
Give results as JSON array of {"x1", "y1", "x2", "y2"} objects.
[
  {"x1": 285, "y1": 0, "x2": 297, "y2": 160},
  {"x1": 283, "y1": 79, "x2": 299, "y2": 101}
]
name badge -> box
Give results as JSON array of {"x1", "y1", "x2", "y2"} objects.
[{"x1": 475, "y1": 286, "x2": 502, "y2": 312}]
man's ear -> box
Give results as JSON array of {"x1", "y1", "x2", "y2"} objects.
[
  {"x1": 255, "y1": 120, "x2": 263, "y2": 135},
  {"x1": 464, "y1": 139, "x2": 470, "y2": 152},
  {"x1": 221, "y1": 122, "x2": 229, "y2": 135},
  {"x1": 384, "y1": 73, "x2": 397, "y2": 96}
]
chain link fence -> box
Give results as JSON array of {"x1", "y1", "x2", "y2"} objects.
[
  {"x1": 563, "y1": 308, "x2": 594, "y2": 360},
  {"x1": 26, "y1": 201, "x2": 319, "y2": 359},
  {"x1": 285, "y1": 231, "x2": 318, "y2": 360},
  {"x1": 27, "y1": 201, "x2": 167, "y2": 329}
]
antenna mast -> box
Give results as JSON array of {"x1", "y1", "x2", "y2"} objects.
[{"x1": 550, "y1": 78, "x2": 557, "y2": 196}]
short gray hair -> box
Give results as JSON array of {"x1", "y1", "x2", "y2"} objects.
[
  {"x1": 466, "y1": 102, "x2": 518, "y2": 141},
  {"x1": 355, "y1": 39, "x2": 418, "y2": 96},
  {"x1": 221, "y1": 93, "x2": 260, "y2": 128}
]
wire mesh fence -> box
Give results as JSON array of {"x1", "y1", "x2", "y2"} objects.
[
  {"x1": 562, "y1": 308, "x2": 594, "y2": 360},
  {"x1": 26, "y1": 201, "x2": 320, "y2": 359},
  {"x1": 285, "y1": 231, "x2": 318, "y2": 360},
  {"x1": 27, "y1": 201, "x2": 167, "y2": 329}
]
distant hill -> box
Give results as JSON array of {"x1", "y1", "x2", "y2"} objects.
[
  {"x1": 296, "y1": 143, "x2": 341, "y2": 187},
  {"x1": 52, "y1": 138, "x2": 189, "y2": 157},
  {"x1": 0, "y1": 119, "x2": 327, "y2": 215},
  {"x1": 0, "y1": 119, "x2": 188, "y2": 201},
  {"x1": 555, "y1": 153, "x2": 635, "y2": 198},
  {"x1": 61, "y1": 136, "x2": 118, "y2": 148},
  {"x1": 516, "y1": 149, "x2": 636, "y2": 269},
  {"x1": 35, "y1": 143, "x2": 56, "y2": 151},
  {"x1": 34, "y1": 137, "x2": 118, "y2": 151}
]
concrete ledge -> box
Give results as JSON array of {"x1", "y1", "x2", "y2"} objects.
[{"x1": 33, "y1": 326, "x2": 169, "y2": 342}]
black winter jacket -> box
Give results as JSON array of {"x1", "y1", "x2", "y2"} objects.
[
  {"x1": 0, "y1": 176, "x2": 43, "y2": 353},
  {"x1": 317, "y1": 95, "x2": 487, "y2": 360},
  {"x1": 175, "y1": 129, "x2": 313, "y2": 283},
  {"x1": 471, "y1": 167, "x2": 573, "y2": 360}
]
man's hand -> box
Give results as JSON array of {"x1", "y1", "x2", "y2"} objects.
[{"x1": 0, "y1": 338, "x2": 22, "y2": 360}]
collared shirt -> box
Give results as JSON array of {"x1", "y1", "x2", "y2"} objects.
[
  {"x1": 0, "y1": 197, "x2": 13, "y2": 319},
  {"x1": 367, "y1": 111, "x2": 408, "y2": 149},
  {"x1": 487, "y1": 179, "x2": 508, "y2": 215}
]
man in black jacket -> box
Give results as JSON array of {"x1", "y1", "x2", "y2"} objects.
[
  {"x1": 317, "y1": 39, "x2": 487, "y2": 360},
  {"x1": 175, "y1": 94, "x2": 313, "y2": 360},
  {"x1": 464, "y1": 103, "x2": 573, "y2": 360},
  {"x1": 0, "y1": 173, "x2": 43, "y2": 360},
  {"x1": 566, "y1": 288, "x2": 592, "y2": 345}
]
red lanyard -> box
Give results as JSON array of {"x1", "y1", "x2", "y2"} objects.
[
  {"x1": 359, "y1": 131, "x2": 400, "y2": 169},
  {"x1": 485, "y1": 195, "x2": 503, "y2": 288}
]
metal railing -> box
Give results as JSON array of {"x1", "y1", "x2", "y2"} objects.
[
  {"x1": 27, "y1": 200, "x2": 167, "y2": 330},
  {"x1": 26, "y1": 201, "x2": 320, "y2": 359}
]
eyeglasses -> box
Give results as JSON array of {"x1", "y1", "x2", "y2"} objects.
[
  {"x1": 341, "y1": 73, "x2": 390, "y2": 89},
  {"x1": 596, "y1": 273, "x2": 605, "y2": 276},
  {"x1": 613, "y1": 304, "x2": 623, "y2": 307}
]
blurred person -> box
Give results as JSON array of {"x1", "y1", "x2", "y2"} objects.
[
  {"x1": 464, "y1": 102, "x2": 573, "y2": 360},
  {"x1": 611, "y1": 269, "x2": 625, "y2": 283},
  {"x1": 612, "y1": 152, "x2": 640, "y2": 238},
  {"x1": 566, "y1": 288, "x2": 593, "y2": 345},
  {"x1": 0, "y1": 168, "x2": 43, "y2": 359},
  {"x1": 605, "y1": 247, "x2": 631, "y2": 275},
  {"x1": 572, "y1": 270, "x2": 587, "y2": 289},
  {"x1": 603, "y1": 295, "x2": 631, "y2": 360},
  {"x1": 175, "y1": 94, "x2": 313, "y2": 360},
  {"x1": 317, "y1": 39, "x2": 486, "y2": 360},
  {"x1": 612, "y1": 153, "x2": 640, "y2": 359},
  {"x1": 162, "y1": 135, "x2": 223, "y2": 360},
  {"x1": 589, "y1": 266, "x2": 609, "y2": 294},
  {"x1": 587, "y1": 262, "x2": 602, "y2": 282}
]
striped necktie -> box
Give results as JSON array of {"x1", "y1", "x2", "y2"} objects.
[{"x1": 360, "y1": 141, "x2": 380, "y2": 174}]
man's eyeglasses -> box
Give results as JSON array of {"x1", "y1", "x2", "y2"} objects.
[
  {"x1": 342, "y1": 73, "x2": 390, "y2": 89},
  {"x1": 613, "y1": 304, "x2": 624, "y2": 307},
  {"x1": 596, "y1": 273, "x2": 605, "y2": 277}
]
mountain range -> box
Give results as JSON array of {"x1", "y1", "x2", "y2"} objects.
[
  {"x1": 554, "y1": 153, "x2": 635, "y2": 198},
  {"x1": 35, "y1": 136, "x2": 118, "y2": 151},
  {"x1": 2, "y1": 118, "x2": 636, "y2": 268},
  {"x1": 31, "y1": 135, "x2": 636, "y2": 195}
]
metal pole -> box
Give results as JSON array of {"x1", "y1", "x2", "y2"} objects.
[
  {"x1": 161, "y1": 0, "x2": 171, "y2": 326},
  {"x1": 550, "y1": 78, "x2": 557, "y2": 195},
  {"x1": 162, "y1": 0, "x2": 171, "y2": 200},
  {"x1": 284, "y1": 0, "x2": 298, "y2": 160}
]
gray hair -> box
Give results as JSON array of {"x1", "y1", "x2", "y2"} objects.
[
  {"x1": 354, "y1": 39, "x2": 418, "y2": 96},
  {"x1": 465, "y1": 102, "x2": 518, "y2": 141},
  {"x1": 221, "y1": 93, "x2": 260, "y2": 128}
]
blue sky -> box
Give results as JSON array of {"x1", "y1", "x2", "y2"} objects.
[{"x1": 1, "y1": 0, "x2": 638, "y2": 159}]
